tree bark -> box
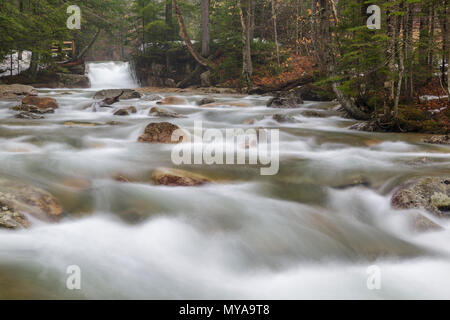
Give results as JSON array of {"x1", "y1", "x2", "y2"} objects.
[
  {"x1": 271, "y1": 0, "x2": 280, "y2": 64},
  {"x1": 201, "y1": 0, "x2": 210, "y2": 57},
  {"x1": 173, "y1": 0, "x2": 211, "y2": 68},
  {"x1": 238, "y1": 0, "x2": 254, "y2": 89}
]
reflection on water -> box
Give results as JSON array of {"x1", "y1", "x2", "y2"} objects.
[{"x1": 0, "y1": 64, "x2": 450, "y2": 299}]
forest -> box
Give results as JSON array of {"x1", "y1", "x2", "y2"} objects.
[{"x1": 1, "y1": 0, "x2": 449, "y2": 131}]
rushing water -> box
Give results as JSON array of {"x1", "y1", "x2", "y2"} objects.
[
  {"x1": 0, "y1": 62, "x2": 449, "y2": 299},
  {"x1": 87, "y1": 61, "x2": 137, "y2": 89}
]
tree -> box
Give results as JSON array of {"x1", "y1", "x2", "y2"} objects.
[{"x1": 238, "y1": 0, "x2": 254, "y2": 89}]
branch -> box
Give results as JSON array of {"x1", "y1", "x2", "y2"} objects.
[{"x1": 173, "y1": 0, "x2": 212, "y2": 68}]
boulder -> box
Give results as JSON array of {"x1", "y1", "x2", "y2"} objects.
[
  {"x1": 267, "y1": 92, "x2": 303, "y2": 108},
  {"x1": 423, "y1": 135, "x2": 450, "y2": 145},
  {"x1": 0, "y1": 84, "x2": 38, "y2": 100},
  {"x1": 201, "y1": 101, "x2": 251, "y2": 108},
  {"x1": 113, "y1": 106, "x2": 137, "y2": 116},
  {"x1": 138, "y1": 122, "x2": 184, "y2": 144},
  {"x1": 200, "y1": 70, "x2": 212, "y2": 87},
  {"x1": 0, "y1": 177, "x2": 63, "y2": 228},
  {"x1": 391, "y1": 177, "x2": 450, "y2": 217},
  {"x1": 149, "y1": 107, "x2": 185, "y2": 118},
  {"x1": 197, "y1": 97, "x2": 216, "y2": 106},
  {"x1": 0, "y1": 203, "x2": 30, "y2": 229},
  {"x1": 55, "y1": 73, "x2": 90, "y2": 88},
  {"x1": 12, "y1": 96, "x2": 59, "y2": 114},
  {"x1": 165, "y1": 78, "x2": 177, "y2": 88},
  {"x1": 142, "y1": 94, "x2": 164, "y2": 101},
  {"x1": 156, "y1": 96, "x2": 188, "y2": 105},
  {"x1": 93, "y1": 89, "x2": 141, "y2": 100},
  {"x1": 152, "y1": 168, "x2": 211, "y2": 186}
]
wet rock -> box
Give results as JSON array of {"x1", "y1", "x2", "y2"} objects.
[
  {"x1": 423, "y1": 135, "x2": 450, "y2": 145},
  {"x1": 272, "y1": 114, "x2": 296, "y2": 123},
  {"x1": 201, "y1": 101, "x2": 251, "y2": 108},
  {"x1": 152, "y1": 168, "x2": 211, "y2": 186},
  {"x1": 200, "y1": 70, "x2": 212, "y2": 87},
  {"x1": 197, "y1": 97, "x2": 216, "y2": 106},
  {"x1": 0, "y1": 177, "x2": 63, "y2": 225},
  {"x1": 149, "y1": 107, "x2": 185, "y2": 118},
  {"x1": 12, "y1": 104, "x2": 55, "y2": 114},
  {"x1": 349, "y1": 121, "x2": 379, "y2": 132},
  {"x1": 93, "y1": 89, "x2": 141, "y2": 100},
  {"x1": 0, "y1": 84, "x2": 37, "y2": 100},
  {"x1": 12, "y1": 96, "x2": 59, "y2": 114},
  {"x1": 406, "y1": 211, "x2": 442, "y2": 232},
  {"x1": 156, "y1": 96, "x2": 188, "y2": 105},
  {"x1": 0, "y1": 203, "x2": 30, "y2": 229},
  {"x1": 301, "y1": 110, "x2": 326, "y2": 118},
  {"x1": 64, "y1": 121, "x2": 99, "y2": 126},
  {"x1": 267, "y1": 91, "x2": 303, "y2": 108},
  {"x1": 113, "y1": 106, "x2": 137, "y2": 116},
  {"x1": 14, "y1": 112, "x2": 44, "y2": 120},
  {"x1": 142, "y1": 94, "x2": 164, "y2": 101},
  {"x1": 391, "y1": 177, "x2": 450, "y2": 217},
  {"x1": 138, "y1": 122, "x2": 184, "y2": 144},
  {"x1": 243, "y1": 119, "x2": 255, "y2": 125}
]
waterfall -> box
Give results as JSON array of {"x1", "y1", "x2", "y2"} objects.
[{"x1": 87, "y1": 61, "x2": 138, "y2": 89}]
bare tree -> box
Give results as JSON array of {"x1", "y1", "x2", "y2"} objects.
[
  {"x1": 238, "y1": 0, "x2": 254, "y2": 89},
  {"x1": 271, "y1": 0, "x2": 280, "y2": 64}
]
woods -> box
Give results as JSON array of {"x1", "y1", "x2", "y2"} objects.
[{"x1": 1, "y1": 0, "x2": 449, "y2": 129}]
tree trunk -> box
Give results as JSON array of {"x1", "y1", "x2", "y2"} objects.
[
  {"x1": 201, "y1": 0, "x2": 210, "y2": 57},
  {"x1": 238, "y1": 0, "x2": 254, "y2": 89},
  {"x1": 394, "y1": 12, "x2": 405, "y2": 119},
  {"x1": 173, "y1": 0, "x2": 211, "y2": 68},
  {"x1": 271, "y1": 0, "x2": 280, "y2": 64}
]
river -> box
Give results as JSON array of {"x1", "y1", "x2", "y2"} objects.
[{"x1": 0, "y1": 61, "x2": 449, "y2": 299}]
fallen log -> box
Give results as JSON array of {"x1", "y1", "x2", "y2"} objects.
[{"x1": 249, "y1": 74, "x2": 314, "y2": 94}]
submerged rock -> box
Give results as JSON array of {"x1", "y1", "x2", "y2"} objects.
[
  {"x1": 149, "y1": 107, "x2": 185, "y2": 118},
  {"x1": 93, "y1": 89, "x2": 141, "y2": 100},
  {"x1": 423, "y1": 135, "x2": 450, "y2": 145},
  {"x1": 113, "y1": 106, "x2": 137, "y2": 116},
  {"x1": 0, "y1": 178, "x2": 63, "y2": 228},
  {"x1": 200, "y1": 101, "x2": 251, "y2": 108},
  {"x1": 0, "y1": 84, "x2": 37, "y2": 100},
  {"x1": 0, "y1": 203, "x2": 30, "y2": 229},
  {"x1": 272, "y1": 114, "x2": 296, "y2": 123},
  {"x1": 14, "y1": 112, "x2": 44, "y2": 120},
  {"x1": 391, "y1": 176, "x2": 450, "y2": 217},
  {"x1": 156, "y1": 96, "x2": 188, "y2": 105},
  {"x1": 138, "y1": 122, "x2": 184, "y2": 144},
  {"x1": 152, "y1": 168, "x2": 211, "y2": 186},
  {"x1": 197, "y1": 97, "x2": 216, "y2": 106},
  {"x1": 142, "y1": 94, "x2": 164, "y2": 101}
]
